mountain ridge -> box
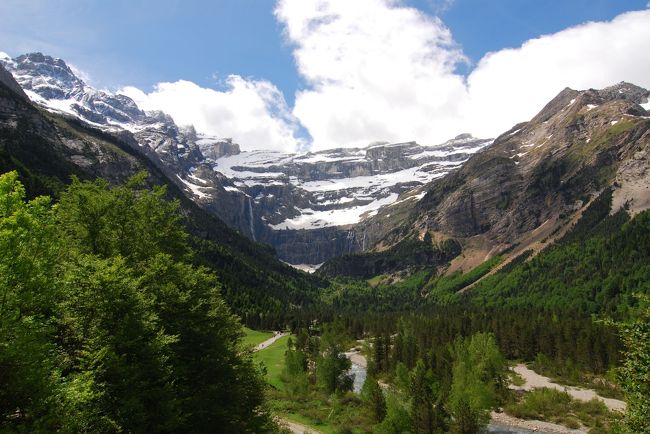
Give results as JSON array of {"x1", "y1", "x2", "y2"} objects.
[
  {"x1": 0, "y1": 52, "x2": 492, "y2": 265},
  {"x1": 318, "y1": 81, "x2": 650, "y2": 279},
  {"x1": 0, "y1": 64, "x2": 323, "y2": 328}
]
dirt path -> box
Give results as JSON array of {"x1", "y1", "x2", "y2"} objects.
[
  {"x1": 256, "y1": 335, "x2": 320, "y2": 433},
  {"x1": 511, "y1": 364, "x2": 626, "y2": 412},
  {"x1": 278, "y1": 417, "x2": 322, "y2": 434},
  {"x1": 253, "y1": 331, "x2": 288, "y2": 352},
  {"x1": 490, "y1": 411, "x2": 587, "y2": 433}
]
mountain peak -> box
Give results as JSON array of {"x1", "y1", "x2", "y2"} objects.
[
  {"x1": 597, "y1": 81, "x2": 650, "y2": 104},
  {"x1": 2, "y1": 52, "x2": 84, "y2": 100}
]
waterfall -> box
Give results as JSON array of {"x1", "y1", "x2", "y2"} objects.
[
  {"x1": 247, "y1": 196, "x2": 256, "y2": 242},
  {"x1": 346, "y1": 230, "x2": 356, "y2": 253}
]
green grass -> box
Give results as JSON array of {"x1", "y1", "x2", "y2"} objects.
[
  {"x1": 427, "y1": 255, "x2": 502, "y2": 302},
  {"x1": 367, "y1": 274, "x2": 386, "y2": 287},
  {"x1": 270, "y1": 390, "x2": 373, "y2": 434},
  {"x1": 255, "y1": 335, "x2": 374, "y2": 433},
  {"x1": 242, "y1": 327, "x2": 274, "y2": 349},
  {"x1": 253, "y1": 334, "x2": 291, "y2": 391}
]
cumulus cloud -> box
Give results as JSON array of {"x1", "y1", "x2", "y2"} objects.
[
  {"x1": 119, "y1": 2, "x2": 650, "y2": 153},
  {"x1": 275, "y1": 0, "x2": 469, "y2": 150},
  {"x1": 119, "y1": 76, "x2": 305, "y2": 152},
  {"x1": 275, "y1": 1, "x2": 650, "y2": 150},
  {"x1": 464, "y1": 9, "x2": 650, "y2": 138}
]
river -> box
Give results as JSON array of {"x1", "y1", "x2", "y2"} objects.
[{"x1": 344, "y1": 350, "x2": 367, "y2": 393}]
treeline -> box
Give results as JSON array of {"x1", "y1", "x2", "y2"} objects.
[
  {"x1": 471, "y1": 190, "x2": 649, "y2": 316},
  {"x1": 0, "y1": 172, "x2": 278, "y2": 433},
  {"x1": 339, "y1": 305, "x2": 620, "y2": 378},
  {"x1": 371, "y1": 332, "x2": 508, "y2": 433}
]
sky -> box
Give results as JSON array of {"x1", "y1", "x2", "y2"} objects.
[{"x1": 1, "y1": 0, "x2": 649, "y2": 152}]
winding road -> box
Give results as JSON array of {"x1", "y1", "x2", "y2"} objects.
[
  {"x1": 253, "y1": 332, "x2": 320, "y2": 434},
  {"x1": 253, "y1": 331, "x2": 288, "y2": 352}
]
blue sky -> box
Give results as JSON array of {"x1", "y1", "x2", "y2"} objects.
[{"x1": 1, "y1": 0, "x2": 650, "y2": 151}]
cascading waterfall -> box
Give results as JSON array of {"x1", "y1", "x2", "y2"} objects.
[
  {"x1": 346, "y1": 230, "x2": 356, "y2": 253},
  {"x1": 247, "y1": 196, "x2": 256, "y2": 241}
]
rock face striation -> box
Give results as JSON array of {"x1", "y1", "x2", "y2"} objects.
[
  {"x1": 348, "y1": 82, "x2": 650, "y2": 275},
  {"x1": 0, "y1": 52, "x2": 492, "y2": 265},
  {"x1": 5, "y1": 52, "x2": 647, "y2": 271}
]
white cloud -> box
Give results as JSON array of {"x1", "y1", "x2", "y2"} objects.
[
  {"x1": 463, "y1": 9, "x2": 650, "y2": 139},
  {"x1": 119, "y1": 76, "x2": 305, "y2": 152},
  {"x1": 275, "y1": 0, "x2": 469, "y2": 150},
  {"x1": 427, "y1": 0, "x2": 455, "y2": 14},
  {"x1": 275, "y1": 1, "x2": 650, "y2": 150},
  {"x1": 118, "y1": 3, "x2": 650, "y2": 153}
]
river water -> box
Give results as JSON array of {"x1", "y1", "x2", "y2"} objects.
[
  {"x1": 484, "y1": 424, "x2": 537, "y2": 433},
  {"x1": 349, "y1": 361, "x2": 367, "y2": 393}
]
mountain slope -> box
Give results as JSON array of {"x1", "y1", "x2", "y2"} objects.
[
  {"x1": 321, "y1": 82, "x2": 650, "y2": 279},
  {"x1": 0, "y1": 52, "x2": 492, "y2": 265},
  {"x1": 0, "y1": 62, "x2": 322, "y2": 328}
]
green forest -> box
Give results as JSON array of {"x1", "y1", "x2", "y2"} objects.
[
  {"x1": 1, "y1": 171, "x2": 649, "y2": 433},
  {"x1": 0, "y1": 172, "x2": 276, "y2": 433}
]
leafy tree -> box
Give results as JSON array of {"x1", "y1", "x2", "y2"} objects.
[
  {"x1": 282, "y1": 338, "x2": 309, "y2": 397},
  {"x1": 617, "y1": 296, "x2": 650, "y2": 433},
  {"x1": 317, "y1": 331, "x2": 352, "y2": 394},
  {"x1": 410, "y1": 359, "x2": 446, "y2": 434},
  {"x1": 361, "y1": 376, "x2": 386, "y2": 422},
  {"x1": 0, "y1": 172, "x2": 278, "y2": 433},
  {"x1": 0, "y1": 171, "x2": 62, "y2": 430},
  {"x1": 448, "y1": 333, "x2": 506, "y2": 433},
  {"x1": 374, "y1": 394, "x2": 413, "y2": 434}
]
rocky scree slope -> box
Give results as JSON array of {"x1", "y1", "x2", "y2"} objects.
[
  {"x1": 0, "y1": 52, "x2": 491, "y2": 265},
  {"x1": 328, "y1": 82, "x2": 650, "y2": 279}
]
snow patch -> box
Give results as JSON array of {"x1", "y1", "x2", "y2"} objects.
[
  {"x1": 285, "y1": 263, "x2": 323, "y2": 273},
  {"x1": 177, "y1": 175, "x2": 210, "y2": 199},
  {"x1": 270, "y1": 193, "x2": 399, "y2": 230}
]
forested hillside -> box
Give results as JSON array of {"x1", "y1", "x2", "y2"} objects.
[
  {"x1": 0, "y1": 76, "x2": 324, "y2": 330},
  {"x1": 0, "y1": 172, "x2": 280, "y2": 432}
]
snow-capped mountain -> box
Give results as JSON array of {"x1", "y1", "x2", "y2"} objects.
[{"x1": 0, "y1": 52, "x2": 492, "y2": 265}]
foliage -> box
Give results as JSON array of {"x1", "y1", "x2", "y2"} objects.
[
  {"x1": 427, "y1": 255, "x2": 502, "y2": 303},
  {"x1": 361, "y1": 376, "x2": 387, "y2": 422},
  {"x1": 448, "y1": 333, "x2": 507, "y2": 432},
  {"x1": 0, "y1": 171, "x2": 277, "y2": 433},
  {"x1": 471, "y1": 191, "x2": 650, "y2": 316},
  {"x1": 505, "y1": 388, "x2": 615, "y2": 432},
  {"x1": 317, "y1": 330, "x2": 353, "y2": 394},
  {"x1": 616, "y1": 295, "x2": 650, "y2": 433},
  {"x1": 374, "y1": 393, "x2": 414, "y2": 434},
  {"x1": 410, "y1": 359, "x2": 446, "y2": 433}
]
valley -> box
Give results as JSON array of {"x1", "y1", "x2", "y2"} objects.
[{"x1": 0, "y1": 48, "x2": 649, "y2": 434}]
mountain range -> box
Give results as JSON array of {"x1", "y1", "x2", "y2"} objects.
[
  {"x1": 0, "y1": 52, "x2": 492, "y2": 266},
  {"x1": 1, "y1": 51, "x2": 649, "y2": 284}
]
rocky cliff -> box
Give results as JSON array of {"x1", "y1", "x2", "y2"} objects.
[
  {"x1": 338, "y1": 82, "x2": 650, "y2": 277},
  {"x1": 0, "y1": 52, "x2": 492, "y2": 265}
]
